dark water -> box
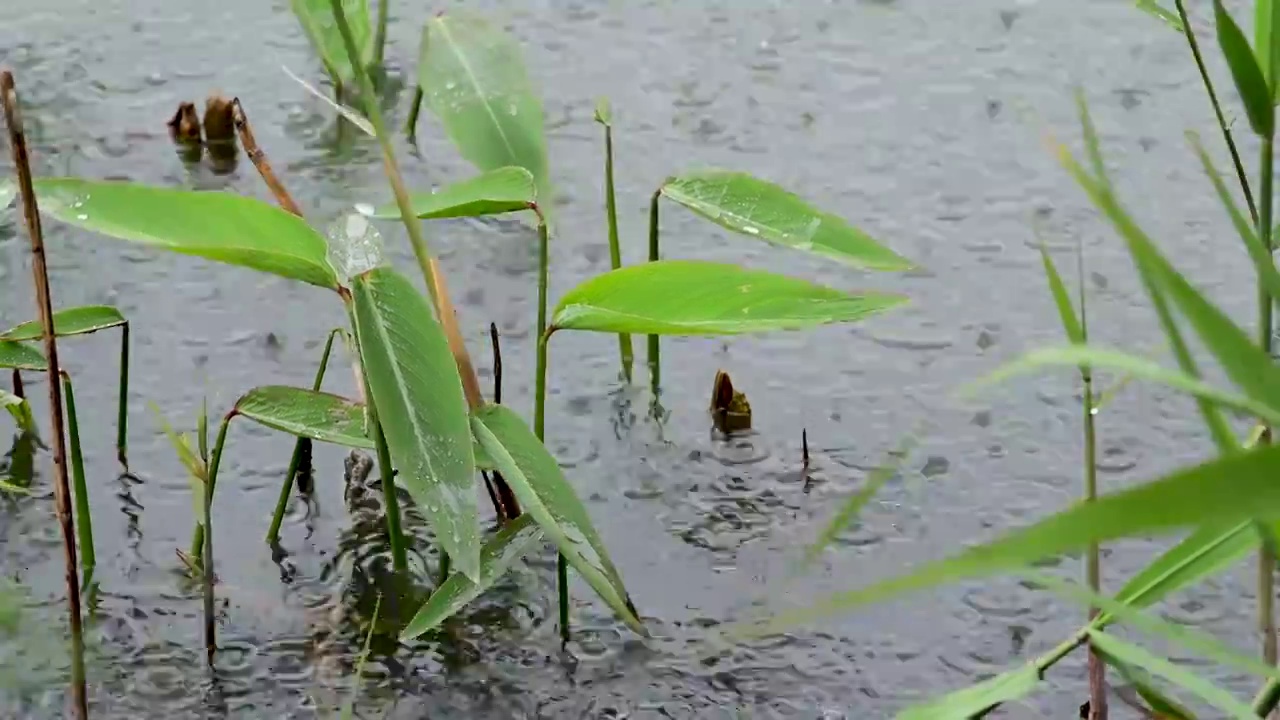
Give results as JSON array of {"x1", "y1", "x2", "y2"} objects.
[{"x1": 0, "y1": 0, "x2": 1269, "y2": 717}]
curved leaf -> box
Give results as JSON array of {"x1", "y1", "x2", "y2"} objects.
[
  {"x1": 370, "y1": 167, "x2": 536, "y2": 220},
  {"x1": 1038, "y1": 247, "x2": 1083, "y2": 344},
  {"x1": 1087, "y1": 630, "x2": 1254, "y2": 719},
  {"x1": 401, "y1": 514, "x2": 543, "y2": 641},
  {"x1": 33, "y1": 178, "x2": 340, "y2": 290},
  {"x1": 660, "y1": 171, "x2": 913, "y2": 271},
  {"x1": 353, "y1": 267, "x2": 479, "y2": 581},
  {"x1": 1215, "y1": 0, "x2": 1274, "y2": 137},
  {"x1": 417, "y1": 13, "x2": 552, "y2": 212},
  {"x1": 471, "y1": 403, "x2": 645, "y2": 636},
  {"x1": 0, "y1": 341, "x2": 46, "y2": 371},
  {"x1": 1, "y1": 389, "x2": 37, "y2": 437},
  {"x1": 234, "y1": 385, "x2": 373, "y2": 448},
  {"x1": 3, "y1": 305, "x2": 125, "y2": 341},
  {"x1": 551, "y1": 260, "x2": 908, "y2": 336},
  {"x1": 897, "y1": 665, "x2": 1040, "y2": 720},
  {"x1": 1136, "y1": 0, "x2": 1184, "y2": 32},
  {"x1": 290, "y1": 0, "x2": 372, "y2": 83}
]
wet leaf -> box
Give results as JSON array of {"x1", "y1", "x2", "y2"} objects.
[
  {"x1": 551, "y1": 260, "x2": 908, "y2": 336},
  {"x1": 1106, "y1": 651, "x2": 1198, "y2": 720},
  {"x1": 1258, "y1": 0, "x2": 1280, "y2": 99},
  {"x1": 735, "y1": 440, "x2": 1280, "y2": 638},
  {"x1": 33, "y1": 178, "x2": 340, "y2": 290},
  {"x1": 234, "y1": 385, "x2": 373, "y2": 448},
  {"x1": 1039, "y1": 246, "x2": 1084, "y2": 344},
  {"x1": 593, "y1": 97, "x2": 612, "y2": 126},
  {"x1": 896, "y1": 664, "x2": 1041, "y2": 720},
  {"x1": 0, "y1": 389, "x2": 37, "y2": 437},
  {"x1": 471, "y1": 403, "x2": 645, "y2": 635},
  {"x1": 1087, "y1": 630, "x2": 1254, "y2": 718},
  {"x1": 370, "y1": 166, "x2": 536, "y2": 220},
  {"x1": 1135, "y1": 0, "x2": 1184, "y2": 32},
  {"x1": 660, "y1": 170, "x2": 913, "y2": 271},
  {"x1": 0, "y1": 341, "x2": 46, "y2": 371},
  {"x1": 289, "y1": 0, "x2": 372, "y2": 84},
  {"x1": 417, "y1": 12, "x2": 552, "y2": 213},
  {"x1": 2, "y1": 305, "x2": 126, "y2": 341},
  {"x1": 1215, "y1": 0, "x2": 1273, "y2": 137},
  {"x1": 401, "y1": 515, "x2": 543, "y2": 640},
  {"x1": 353, "y1": 267, "x2": 479, "y2": 582}
]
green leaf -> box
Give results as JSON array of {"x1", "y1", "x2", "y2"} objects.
[
  {"x1": 370, "y1": 166, "x2": 536, "y2": 220},
  {"x1": 289, "y1": 0, "x2": 372, "y2": 84},
  {"x1": 150, "y1": 403, "x2": 206, "y2": 522},
  {"x1": 733, "y1": 440, "x2": 1280, "y2": 638},
  {"x1": 1039, "y1": 247, "x2": 1084, "y2": 344},
  {"x1": 400, "y1": 514, "x2": 543, "y2": 640},
  {"x1": 1215, "y1": 0, "x2": 1274, "y2": 137},
  {"x1": 551, "y1": 260, "x2": 908, "y2": 336},
  {"x1": 1258, "y1": 0, "x2": 1280, "y2": 100},
  {"x1": 2, "y1": 305, "x2": 126, "y2": 341},
  {"x1": 418, "y1": 12, "x2": 552, "y2": 216},
  {"x1": 352, "y1": 267, "x2": 479, "y2": 582},
  {"x1": 33, "y1": 178, "x2": 340, "y2": 290},
  {"x1": 1135, "y1": 0, "x2": 1185, "y2": 32},
  {"x1": 660, "y1": 170, "x2": 914, "y2": 271},
  {"x1": 471, "y1": 403, "x2": 645, "y2": 635},
  {"x1": 964, "y1": 344, "x2": 1280, "y2": 424},
  {"x1": 896, "y1": 665, "x2": 1041, "y2": 720},
  {"x1": 0, "y1": 341, "x2": 47, "y2": 371},
  {"x1": 0, "y1": 477, "x2": 30, "y2": 495},
  {"x1": 593, "y1": 97, "x2": 612, "y2": 126},
  {"x1": 1, "y1": 389, "x2": 37, "y2": 437},
  {"x1": 233, "y1": 385, "x2": 373, "y2": 448},
  {"x1": 1087, "y1": 629, "x2": 1255, "y2": 718},
  {"x1": 1106, "y1": 653, "x2": 1198, "y2": 720}
]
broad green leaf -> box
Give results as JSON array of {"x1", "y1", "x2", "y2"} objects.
[
  {"x1": 733, "y1": 440, "x2": 1280, "y2": 638},
  {"x1": 418, "y1": 13, "x2": 552, "y2": 217},
  {"x1": 2, "y1": 305, "x2": 125, "y2": 341},
  {"x1": 1189, "y1": 132, "x2": 1280, "y2": 304},
  {"x1": 660, "y1": 171, "x2": 914, "y2": 271},
  {"x1": 233, "y1": 385, "x2": 373, "y2": 448},
  {"x1": 896, "y1": 665, "x2": 1040, "y2": 720},
  {"x1": 0, "y1": 341, "x2": 46, "y2": 371},
  {"x1": 1135, "y1": 0, "x2": 1184, "y2": 31},
  {"x1": 964, "y1": 344, "x2": 1280, "y2": 424},
  {"x1": 289, "y1": 0, "x2": 372, "y2": 84},
  {"x1": 471, "y1": 403, "x2": 645, "y2": 635},
  {"x1": 353, "y1": 267, "x2": 479, "y2": 582},
  {"x1": 1215, "y1": 0, "x2": 1274, "y2": 137},
  {"x1": 400, "y1": 514, "x2": 543, "y2": 640},
  {"x1": 1038, "y1": 247, "x2": 1084, "y2": 344},
  {"x1": 33, "y1": 178, "x2": 340, "y2": 290},
  {"x1": 370, "y1": 167, "x2": 536, "y2": 220},
  {"x1": 1, "y1": 389, "x2": 37, "y2": 437},
  {"x1": 1087, "y1": 629, "x2": 1254, "y2": 719},
  {"x1": 551, "y1": 260, "x2": 908, "y2": 336}
]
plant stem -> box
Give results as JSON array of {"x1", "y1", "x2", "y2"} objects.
[
  {"x1": 61, "y1": 372, "x2": 95, "y2": 587},
  {"x1": 1260, "y1": 134, "x2": 1276, "y2": 677},
  {"x1": 204, "y1": 412, "x2": 233, "y2": 666},
  {"x1": 600, "y1": 122, "x2": 633, "y2": 382},
  {"x1": 1174, "y1": 0, "x2": 1259, "y2": 223},
  {"x1": 116, "y1": 321, "x2": 130, "y2": 469},
  {"x1": 231, "y1": 99, "x2": 303, "y2": 217},
  {"x1": 1, "y1": 70, "x2": 88, "y2": 720},
  {"x1": 369, "y1": 400, "x2": 408, "y2": 576},
  {"x1": 373, "y1": 0, "x2": 390, "y2": 70},
  {"x1": 406, "y1": 86, "x2": 424, "y2": 140},
  {"x1": 1083, "y1": 369, "x2": 1105, "y2": 719},
  {"x1": 646, "y1": 190, "x2": 661, "y2": 398},
  {"x1": 10, "y1": 369, "x2": 22, "y2": 399},
  {"x1": 266, "y1": 328, "x2": 343, "y2": 545}
]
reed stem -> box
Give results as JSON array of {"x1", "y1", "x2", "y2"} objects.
[
  {"x1": 204, "y1": 412, "x2": 233, "y2": 666},
  {"x1": 646, "y1": 190, "x2": 661, "y2": 398},
  {"x1": 116, "y1": 321, "x2": 130, "y2": 468},
  {"x1": 373, "y1": 0, "x2": 390, "y2": 70},
  {"x1": 406, "y1": 86, "x2": 423, "y2": 140},
  {"x1": 61, "y1": 372, "x2": 95, "y2": 587},
  {"x1": 369, "y1": 399, "x2": 409, "y2": 576},
  {"x1": 1, "y1": 70, "x2": 88, "y2": 720},
  {"x1": 1259, "y1": 133, "x2": 1277, "y2": 676},
  {"x1": 599, "y1": 119, "x2": 633, "y2": 382}
]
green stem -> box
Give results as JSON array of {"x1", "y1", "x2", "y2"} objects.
[
  {"x1": 1083, "y1": 369, "x2": 1105, "y2": 718},
  {"x1": 61, "y1": 373, "x2": 94, "y2": 586},
  {"x1": 406, "y1": 86, "x2": 423, "y2": 139},
  {"x1": 438, "y1": 551, "x2": 451, "y2": 586},
  {"x1": 190, "y1": 412, "x2": 233, "y2": 564},
  {"x1": 1260, "y1": 135, "x2": 1276, "y2": 673},
  {"x1": 372, "y1": 0, "x2": 389, "y2": 70},
  {"x1": 601, "y1": 123, "x2": 633, "y2": 382},
  {"x1": 557, "y1": 554, "x2": 569, "y2": 644},
  {"x1": 369, "y1": 399, "x2": 408, "y2": 577},
  {"x1": 646, "y1": 190, "x2": 661, "y2": 397},
  {"x1": 536, "y1": 322, "x2": 568, "y2": 639},
  {"x1": 116, "y1": 321, "x2": 130, "y2": 469},
  {"x1": 204, "y1": 412, "x2": 232, "y2": 665},
  {"x1": 1255, "y1": 676, "x2": 1280, "y2": 717},
  {"x1": 265, "y1": 328, "x2": 343, "y2": 545}
]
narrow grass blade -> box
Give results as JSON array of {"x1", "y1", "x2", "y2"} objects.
[
  {"x1": 471, "y1": 403, "x2": 645, "y2": 635},
  {"x1": 734, "y1": 440, "x2": 1280, "y2": 638},
  {"x1": 289, "y1": 0, "x2": 372, "y2": 84},
  {"x1": 0, "y1": 477, "x2": 29, "y2": 495},
  {"x1": 33, "y1": 178, "x2": 340, "y2": 289},
  {"x1": 0, "y1": 341, "x2": 47, "y2": 371},
  {"x1": 401, "y1": 514, "x2": 542, "y2": 640},
  {"x1": 353, "y1": 267, "x2": 479, "y2": 581},
  {"x1": 896, "y1": 664, "x2": 1041, "y2": 720},
  {"x1": 1215, "y1": 0, "x2": 1274, "y2": 137},
  {"x1": 368, "y1": 166, "x2": 536, "y2": 220},
  {"x1": 1257, "y1": 0, "x2": 1280, "y2": 99},
  {"x1": 660, "y1": 170, "x2": 914, "y2": 271},
  {"x1": 963, "y1": 344, "x2": 1280, "y2": 424},
  {"x1": 234, "y1": 385, "x2": 373, "y2": 448},
  {"x1": 339, "y1": 591, "x2": 380, "y2": 720},
  {"x1": 282, "y1": 65, "x2": 374, "y2": 136},
  {"x1": 1135, "y1": 0, "x2": 1184, "y2": 31},
  {"x1": 2, "y1": 305, "x2": 125, "y2": 341},
  {"x1": 418, "y1": 12, "x2": 552, "y2": 215},
  {"x1": 1087, "y1": 629, "x2": 1255, "y2": 718},
  {"x1": 1039, "y1": 247, "x2": 1083, "y2": 343},
  {"x1": 551, "y1": 260, "x2": 908, "y2": 336},
  {"x1": 1104, "y1": 653, "x2": 1198, "y2": 720}
]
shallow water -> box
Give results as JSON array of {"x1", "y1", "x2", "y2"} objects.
[{"x1": 0, "y1": 0, "x2": 1269, "y2": 717}]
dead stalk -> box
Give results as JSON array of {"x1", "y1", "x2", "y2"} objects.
[
  {"x1": 231, "y1": 98, "x2": 303, "y2": 217},
  {"x1": 1, "y1": 69, "x2": 89, "y2": 720}
]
